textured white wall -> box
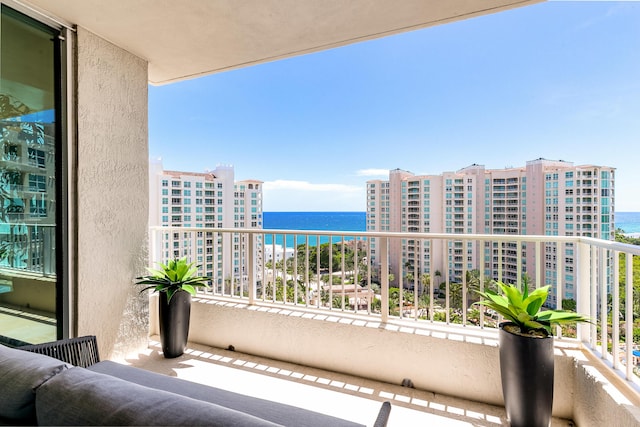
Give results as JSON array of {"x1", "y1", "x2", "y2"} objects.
[
  {"x1": 572, "y1": 355, "x2": 640, "y2": 427},
  {"x1": 75, "y1": 27, "x2": 149, "y2": 359}
]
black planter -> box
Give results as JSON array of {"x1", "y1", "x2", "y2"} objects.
[
  {"x1": 159, "y1": 291, "x2": 191, "y2": 358},
  {"x1": 499, "y1": 322, "x2": 554, "y2": 427}
]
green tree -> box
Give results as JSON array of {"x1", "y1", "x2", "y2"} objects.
[
  {"x1": 406, "y1": 272, "x2": 414, "y2": 289},
  {"x1": 615, "y1": 229, "x2": 640, "y2": 320},
  {"x1": 420, "y1": 273, "x2": 430, "y2": 295},
  {"x1": 464, "y1": 269, "x2": 481, "y2": 307},
  {"x1": 264, "y1": 277, "x2": 306, "y2": 304},
  {"x1": 562, "y1": 298, "x2": 577, "y2": 311}
]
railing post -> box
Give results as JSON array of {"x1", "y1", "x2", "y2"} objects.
[
  {"x1": 248, "y1": 232, "x2": 255, "y2": 305},
  {"x1": 625, "y1": 253, "x2": 634, "y2": 380},
  {"x1": 599, "y1": 247, "x2": 608, "y2": 359},
  {"x1": 590, "y1": 245, "x2": 598, "y2": 348},
  {"x1": 535, "y1": 241, "x2": 542, "y2": 289},
  {"x1": 381, "y1": 237, "x2": 389, "y2": 323},
  {"x1": 555, "y1": 242, "x2": 564, "y2": 337},
  {"x1": 576, "y1": 242, "x2": 591, "y2": 343},
  {"x1": 612, "y1": 249, "x2": 620, "y2": 370},
  {"x1": 149, "y1": 227, "x2": 158, "y2": 267}
]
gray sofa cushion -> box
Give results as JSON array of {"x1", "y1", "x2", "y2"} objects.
[
  {"x1": 36, "y1": 367, "x2": 283, "y2": 426},
  {"x1": 89, "y1": 361, "x2": 366, "y2": 427},
  {"x1": 0, "y1": 344, "x2": 71, "y2": 423}
]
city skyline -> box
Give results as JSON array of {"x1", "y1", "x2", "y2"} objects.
[{"x1": 149, "y1": 1, "x2": 640, "y2": 212}]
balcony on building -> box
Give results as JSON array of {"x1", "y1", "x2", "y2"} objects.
[
  {"x1": 1, "y1": 0, "x2": 638, "y2": 426},
  {"x1": 135, "y1": 227, "x2": 640, "y2": 426}
]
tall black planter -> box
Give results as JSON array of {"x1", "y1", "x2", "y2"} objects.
[
  {"x1": 499, "y1": 322, "x2": 554, "y2": 427},
  {"x1": 159, "y1": 291, "x2": 191, "y2": 358}
]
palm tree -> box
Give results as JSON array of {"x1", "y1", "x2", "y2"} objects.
[
  {"x1": 421, "y1": 273, "x2": 431, "y2": 297},
  {"x1": 448, "y1": 281, "x2": 463, "y2": 310},
  {"x1": 434, "y1": 270, "x2": 442, "y2": 291},
  {"x1": 406, "y1": 272, "x2": 414, "y2": 290},
  {"x1": 465, "y1": 269, "x2": 481, "y2": 307}
]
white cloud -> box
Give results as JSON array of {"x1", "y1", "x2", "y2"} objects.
[{"x1": 355, "y1": 168, "x2": 389, "y2": 177}]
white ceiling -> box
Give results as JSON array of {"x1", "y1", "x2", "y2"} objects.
[{"x1": 22, "y1": 0, "x2": 543, "y2": 85}]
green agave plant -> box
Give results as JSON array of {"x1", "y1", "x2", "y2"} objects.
[
  {"x1": 135, "y1": 257, "x2": 210, "y2": 303},
  {"x1": 475, "y1": 282, "x2": 589, "y2": 335}
]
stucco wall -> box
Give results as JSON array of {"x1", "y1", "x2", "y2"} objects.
[
  {"x1": 75, "y1": 27, "x2": 149, "y2": 359},
  {"x1": 572, "y1": 356, "x2": 640, "y2": 427}
]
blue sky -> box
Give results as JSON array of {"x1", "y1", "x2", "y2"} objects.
[{"x1": 149, "y1": 1, "x2": 640, "y2": 212}]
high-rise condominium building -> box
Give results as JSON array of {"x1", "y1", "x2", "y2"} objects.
[
  {"x1": 149, "y1": 159, "x2": 263, "y2": 289},
  {"x1": 366, "y1": 158, "x2": 615, "y2": 306}
]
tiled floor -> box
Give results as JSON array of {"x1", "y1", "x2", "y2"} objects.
[{"x1": 118, "y1": 337, "x2": 573, "y2": 426}]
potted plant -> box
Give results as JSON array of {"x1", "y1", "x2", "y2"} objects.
[
  {"x1": 135, "y1": 257, "x2": 210, "y2": 358},
  {"x1": 475, "y1": 282, "x2": 589, "y2": 427}
]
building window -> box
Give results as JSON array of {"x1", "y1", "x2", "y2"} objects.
[
  {"x1": 28, "y1": 148, "x2": 46, "y2": 168},
  {"x1": 1, "y1": 5, "x2": 65, "y2": 342},
  {"x1": 28, "y1": 174, "x2": 47, "y2": 192}
]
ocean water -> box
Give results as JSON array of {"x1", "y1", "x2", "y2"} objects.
[
  {"x1": 263, "y1": 212, "x2": 365, "y2": 246},
  {"x1": 261, "y1": 211, "x2": 640, "y2": 245},
  {"x1": 616, "y1": 212, "x2": 640, "y2": 234}
]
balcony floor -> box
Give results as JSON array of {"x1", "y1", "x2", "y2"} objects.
[{"x1": 117, "y1": 336, "x2": 573, "y2": 426}]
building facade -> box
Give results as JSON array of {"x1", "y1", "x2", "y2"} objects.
[
  {"x1": 149, "y1": 159, "x2": 263, "y2": 291},
  {"x1": 366, "y1": 158, "x2": 615, "y2": 306}
]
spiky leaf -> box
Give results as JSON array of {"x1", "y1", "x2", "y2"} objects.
[{"x1": 474, "y1": 281, "x2": 589, "y2": 336}]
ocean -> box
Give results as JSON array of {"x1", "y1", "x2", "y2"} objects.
[
  {"x1": 262, "y1": 211, "x2": 640, "y2": 243},
  {"x1": 263, "y1": 212, "x2": 365, "y2": 246},
  {"x1": 616, "y1": 212, "x2": 640, "y2": 234}
]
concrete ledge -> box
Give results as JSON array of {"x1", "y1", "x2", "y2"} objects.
[
  {"x1": 149, "y1": 295, "x2": 639, "y2": 424},
  {"x1": 572, "y1": 351, "x2": 640, "y2": 427}
]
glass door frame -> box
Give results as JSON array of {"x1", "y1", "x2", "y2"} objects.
[{"x1": 1, "y1": 0, "x2": 75, "y2": 341}]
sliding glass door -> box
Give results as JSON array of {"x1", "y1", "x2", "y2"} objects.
[{"x1": 0, "y1": 4, "x2": 64, "y2": 345}]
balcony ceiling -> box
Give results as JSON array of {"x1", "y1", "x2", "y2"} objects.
[{"x1": 25, "y1": 0, "x2": 543, "y2": 85}]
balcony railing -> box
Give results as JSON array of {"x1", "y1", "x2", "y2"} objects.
[
  {"x1": 149, "y1": 226, "x2": 640, "y2": 391},
  {"x1": 0, "y1": 224, "x2": 55, "y2": 276}
]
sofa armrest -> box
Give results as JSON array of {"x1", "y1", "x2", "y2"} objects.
[
  {"x1": 19, "y1": 336, "x2": 100, "y2": 368},
  {"x1": 372, "y1": 402, "x2": 391, "y2": 427}
]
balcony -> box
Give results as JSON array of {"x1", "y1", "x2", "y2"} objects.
[
  {"x1": 122, "y1": 335, "x2": 569, "y2": 426},
  {"x1": 143, "y1": 227, "x2": 640, "y2": 425}
]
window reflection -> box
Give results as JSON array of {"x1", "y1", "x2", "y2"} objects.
[{"x1": 0, "y1": 5, "x2": 59, "y2": 345}]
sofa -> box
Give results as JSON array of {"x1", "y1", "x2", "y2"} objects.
[{"x1": 0, "y1": 338, "x2": 391, "y2": 426}]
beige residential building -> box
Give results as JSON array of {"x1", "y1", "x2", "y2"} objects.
[
  {"x1": 367, "y1": 158, "x2": 615, "y2": 306},
  {"x1": 149, "y1": 159, "x2": 263, "y2": 289}
]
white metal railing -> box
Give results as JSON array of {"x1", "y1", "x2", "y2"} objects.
[
  {"x1": 0, "y1": 224, "x2": 56, "y2": 276},
  {"x1": 149, "y1": 226, "x2": 640, "y2": 387}
]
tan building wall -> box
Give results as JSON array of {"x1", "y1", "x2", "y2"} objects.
[
  {"x1": 75, "y1": 27, "x2": 149, "y2": 359},
  {"x1": 367, "y1": 160, "x2": 614, "y2": 302}
]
